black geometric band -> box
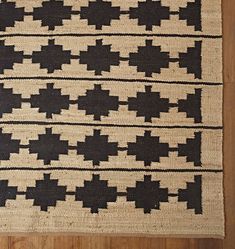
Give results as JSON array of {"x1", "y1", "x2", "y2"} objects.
[
  {"x1": 0, "y1": 83, "x2": 202, "y2": 123},
  {"x1": 0, "y1": 128, "x2": 202, "y2": 166},
  {"x1": 0, "y1": 0, "x2": 201, "y2": 31},
  {"x1": 0, "y1": 39, "x2": 202, "y2": 78},
  {"x1": 0, "y1": 173, "x2": 202, "y2": 214}
]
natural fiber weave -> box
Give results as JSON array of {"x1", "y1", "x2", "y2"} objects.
[{"x1": 0, "y1": 0, "x2": 223, "y2": 237}]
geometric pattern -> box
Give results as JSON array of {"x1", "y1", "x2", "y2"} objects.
[
  {"x1": 26, "y1": 173, "x2": 67, "y2": 211},
  {"x1": 0, "y1": 39, "x2": 202, "y2": 78},
  {"x1": 0, "y1": 0, "x2": 223, "y2": 237},
  {"x1": 0, "y1": 173, "x2": 202, "y2": 215},
  {"x1": 0, "y1": 128, "x2": 20, "y2": 160},
  {"x1": 0, "y1": 0, "x2": 202, "y2": 31},
  {"x1": 29, "y1": 128, "x2": 69, "y2": 165},
  {"x1": 0, "y1": 128, "x2": 202, "y2": 166},
  {"x1": 0, "y1": 83, "x2": 202, "y2": 122}
]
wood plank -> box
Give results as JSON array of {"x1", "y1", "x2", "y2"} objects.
[
  {"x1": 9, "y1": 236, "x2": 41, "y2": 249},
  {"x1": 166, "y1": 238, "x2": 189, "y2": 249},
  {"x1": 222, "y1": 0, "x2": 235, "y2": 248},
  {"x1": 40, "y1": 236, "x2": 54, "y2": 249},
  {"x1": 53, "y1": 236, "x2": 75, "y2": 249},
  {"x1": 223, "y1": 0, "x2": 235, "y2": 83},
  {"x1": 110, "y1": 237, "x2": 165, "y2": 249},
  {"x1": 197, "y1": 239, "x2": 223, "y2": 249},
  {"x1": 0, "y1": 237, "x2": 9, "y2": 249},
  {"x1": 75, "y1": 236, "x2": 111, "y2": 249}
]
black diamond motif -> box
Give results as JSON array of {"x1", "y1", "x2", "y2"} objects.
[
  {"x1": 179, "y1": 0, "x2": 202, "y2": 31},
  {"x1": 179, "y1": 41, "x2": 202, "y2": 79},
  {"x1": 77, "y1": 129, "x2": 118, "y2": 166},
  {"x1": 129, "y1": 0, "x2": 170, "y2": 31},
  {"x1": 178, "y1": 89, "x2": 202, "y2": 123},
  {"x1": 80, "y1": 0, "x2": 120, "y2": 30},
  {"x1": 0, "y1": 40, "x2": 24, "y2": 74},
  {"x1": 32, "y1": 39, "x2": 71, "y2": 73},
  {"x1": 30, "y1": 83, "x2": 70, "y2": 118},
  {"x1": 127, "y1": 131, "x2": 169, "y2": 166},
  {"x1": 0, "y1": 83, "x2": 21, "y2": 118},
  {"x1": 128, "y1": 85, "x2": 170, "y2": 122},
  {"x1": 127, "y1": 175, "x2": 168, "y2": 213},
  {"x1": 75, "y1": 174, "x2": 117, "y2": 213},
  {"x1": 129, "y1": 40, "x2": 170, "y2": 77},
  {"x1": 178, "y1": 132, "x2": 201, "y2": 166},
  {"x1": 33, "y1": 0, "x2": 73, "y2": 30},
  {"x1": 26, "y1": 174, "x2": 67, "y2": 211},
  {"x1": 0, "y1": 0, "x2": 24, "y2": 31},
  {"x1": 77, "y1": 84, "x2": 119, "y2": 120},
  {"x1": 0, "y1": 180, "x2": 17, "y2": 207},
  {"x1": 79, "y1": 39, "x2": 120, "y2": 75},
  {"x1": 0, "y1": 128, "x2": 20, "y2": 160},
  {"x1": 29, "y1": 128, "x2": 69, "y2": 165},
  {"x1": 178, "y1": 175, "x2": 202, "y2": 214}
]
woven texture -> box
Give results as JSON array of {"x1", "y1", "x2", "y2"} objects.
[{"x1": 0, "y1": 0, "x2": 223, "y2": 237}]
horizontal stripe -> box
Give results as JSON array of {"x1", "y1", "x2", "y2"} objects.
[
  {"x1": 0, "y1": 33, "x2": 222, "y2": 38},
  {"x1": 0, "y1": 77, "x2": 223, "y2": 86},
  {"x1": 0, "y1": 167, "x2": 223, "y2": 173},
  {"x1": 0, "y1": 121, "x2": 223, "y2": 129}
]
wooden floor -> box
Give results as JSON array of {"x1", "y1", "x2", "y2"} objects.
[{"x1": 1, "y1": 0, "x2": 234, "y2": 248}]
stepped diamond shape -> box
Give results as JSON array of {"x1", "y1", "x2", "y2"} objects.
[
  {"x1": 32, "y1": 39, "x2": 72, "y2": 73},
  {"x1": 0, "y1": 0, "x2": 24, "y2": 31},
  {"x1": 179, "y1": 0, "x2": 202, "y2": 31},
  {"x1": 30, "y1": 83, "x2": 70, "y2": 118},
  {"x1": 80, "y1": 0, "x2": 120, "y2": 30},
  {"x1": 129, "y1": 40, "x2": 170, "y2": 77},
  {"x1": 0, "y1": 180, "x2": 17, "y2": 207},
  {"x1": 77, "y1": 84, "x2": 119, "y2": 120},
  {"x1": 129, "y1": 0, "x2": 170, "y2": 30},
  {"x1": 0, "y1": 83, "x2": 22, "y2": 118},
  {"x1": 178, "y1": 132, "x2": 201, "y2": 166},
  {"x1": 127, "y1": 131, "x2": 169, "y2": 166},
  {"x1": 0, "y1": 128, "x2": 20, "y2": 160},
  {"x1": 75, "y1": 174, "x2": 117, "y2": 213},
  {"x1": 0, "y1": 40, "x2": 24, "y2": 74},
  {"x1": 79, "y1": 39, "x2": 120, "y2": 75},
  {"x1": 77, "y1": 129, "x2": 118, "y2": 166},
  {"x1": 178, "y1": 41, "x2": 202, "y2": 79},
  {"x1": 33, "y1": 0, "x2": 73, "y2": 30},
  {"x1": 29, "y1": 128, "x2": 69, "y2": 165},
  {"x1": 128, "y1": 86, "x2": 170, "y2": 122},
  {"x1": 127, "y1": 175, "x2": 168, "y2": 213},
  {"x1": 178, "y1": 89, "x2": 202, "y2": 123},
  {"x1": 178, "y1": 175, "x2": 202, "y2": 214},
  {"x1": 26, "y1": 174, "x2": 67, "y2": 211}
]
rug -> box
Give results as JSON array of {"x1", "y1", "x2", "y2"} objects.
[{"x1": 0, "y1": 0, "x2": 223, "y2": 237}]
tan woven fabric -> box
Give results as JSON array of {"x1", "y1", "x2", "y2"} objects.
[{"x1": 0, "y1": 0, "x2": 223, "y2": 237}]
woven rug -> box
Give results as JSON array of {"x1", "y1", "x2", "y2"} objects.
[{"x1": 0, "y1": 0, "x2": 223, "y2": 237}]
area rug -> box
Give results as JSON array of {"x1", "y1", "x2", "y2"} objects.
[{"x1": 0, "y1": 0, "x2": 223, "y2": 237}]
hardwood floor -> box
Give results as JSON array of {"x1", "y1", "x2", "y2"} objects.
[{"x1": 1, "y1": 0, "x2": 234, "y2": 248}]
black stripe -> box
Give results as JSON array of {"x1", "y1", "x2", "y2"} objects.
[
  {"x1": 0, "y1": 77, "x2": 223, "y2": 86},
  {"x1": 0, "y1": 167, "x2": 223, "y2": 173},
  {"x1": 17, "y1": 191, "x2": 26, "y2": 195},
  {"x1": 66, "y1": 191, "x2": 76, "y2": 195},
  {"x1": 168, "y1": 193, "x2": 178, "y2": 197},
  {"x1": 117, "y1": 192, "x2": 127, "y2": 196},
  {"x1": 168, "y1": 148, "x2": 178, "y2": 152},
  {"x1": 170, "y1": 11, "x2": 179, "y2": 15},
  {"x1": 19, "y1": 144, "x2": 29, "y2": 149},
  {"x1": 0, "y1": 121, "x2": 223, "y2": 129},
  {"x1": 0, "y1": 33, "x2": 222, "y2": 38}
]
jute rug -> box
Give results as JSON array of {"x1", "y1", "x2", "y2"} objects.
[{"x1": 0, "y1": 0, "x2": 223, "y2": 237}]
